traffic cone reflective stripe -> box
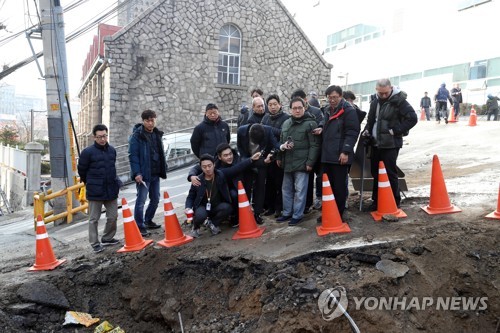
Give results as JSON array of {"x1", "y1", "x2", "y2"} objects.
[
  {"x1": 117, "y1": 198, "x2": 153, "y2": 253},
  {"x1": 316, "y1": 174, "x2": 351, "y2": 236},
  {"x1": 467, "y1": 107, "x2": 477, "y2": 126},
  {"x1": 238, "y1": 188, "x2": 250, "y2": 208},
  {"x1": 371, "y1": 162, "x2": 407, "y2": 221},
  {"x1": 421, "y1": 155, "x2": 461, "y2": 215},
  {"x1": 29, "y1": 215, "x2": 66, "y2": 271},
  {"x1": 157, "y1": 191, "x2": 193, "y2": 247},
  {"x1": 449, "y1": 106, "x2": 457, "y2": 123},
  {"x1": 233, "y1": 181, "x2": 265, "y2": 240},
  {"x1": 485, "y1": 183, "x2": 500, "y2": 220}
]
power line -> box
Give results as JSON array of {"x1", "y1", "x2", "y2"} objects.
[{"x1": 0, "y1": 0, "x2": 131, "y2": 80}]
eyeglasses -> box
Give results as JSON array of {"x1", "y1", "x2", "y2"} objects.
[
  {"x1": 291, "y1": 106, "x2": 304, "y2": 111},
  {"x1": 327, "y1": 95, "x2": 341, "y2": 101},
  {"x1": 95, "y1": 134, "x2": 108, "y2": 140}
]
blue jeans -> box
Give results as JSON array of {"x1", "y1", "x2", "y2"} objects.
[
  {"x1": 282, "y1": 171, "x2": 309, "y2": 220},
  {"x1": 134, "y1": 175, "x2": 160, "y2": 227}
]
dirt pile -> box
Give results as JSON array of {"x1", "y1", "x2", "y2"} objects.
[{"x1": 0, "y1": 204, "x2": 498, "y2": 332}]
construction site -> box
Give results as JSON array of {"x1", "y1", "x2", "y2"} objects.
[{"x1": 0, "y1": 119, "x2": 498, "y2": 332}]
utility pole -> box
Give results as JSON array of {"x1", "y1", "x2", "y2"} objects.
[{"x1": 39, "y1": 0, "x2": 78, "y2": 221}]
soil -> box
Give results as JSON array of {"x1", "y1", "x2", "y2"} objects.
[{"x1": 0, "y1": 121, "x2": 499, "y2": 333}]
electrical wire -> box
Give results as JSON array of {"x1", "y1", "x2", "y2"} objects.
[{"x1": 0, "y1": 0, "x2": 131, "y2": 79}]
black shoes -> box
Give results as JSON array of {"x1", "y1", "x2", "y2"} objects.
[
  {"x1": 101, "y1": 238, "x2": 120, "y2": 246},
  {"x1": 254, "y1": 214, "x2": 264, "y2": 225},
  {"x1": 276, "y1": 215, "x2": 292, "y2": 223},
  {"x1": 263, "y1": 209, "x2": 275, "y2": 216},
  {"x1": 139, "y1": 226, "x2": 150, "y2": 237},
  {"x1": 288, "y1": 218, "x2": 303, "y2": 226},
  {"x1": 145, "y1": 221, "x2": 161, "y2": 229}
]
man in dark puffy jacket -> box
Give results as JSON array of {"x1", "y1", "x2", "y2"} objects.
[
  {"x1": 434, "y1": 83, "x2": 453, "y2": 124},
  {"x1": 185, "y1": 154, "x2": 233, "y2": 238},
  {"x1": 128, "y1": 110, "x2": 167, "y2": 236},
  {"x1": 486, "y1": 94, "x2": 500, "y2": 121},
  {"x1": 277, "y1": 97, "x2": 320, "y2": 226},
  {"x1": 362, "y1": 79, "x2": 417, "y2": 210},
  {"x1": 237, "y1": 123, "x2": 280, "y2": 224},
  {"x1": 187, "y1": 143, "x2": 261, "y2": 227},
  {"x1": 78, "y1": 124, "x2": 121, "y2": 253},
  {"x1": 262, "y1": 94, "x2": 289, "y2": 217},
  {"x1": 315, "y1": 86, "x2": 360, "y2": 221},
  {"x1": 190, "y1": 103, "x2": 230, "y2": 158},
  {"x1": 290, "y1": 89, "x2": 324, "y2": 214}
]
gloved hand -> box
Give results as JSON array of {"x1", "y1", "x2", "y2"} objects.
[{"x1": 361, "y1": 130, "x2": 373, "y2": 146}]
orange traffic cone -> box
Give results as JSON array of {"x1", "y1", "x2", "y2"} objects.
[
  {"x1": 232, "y1": 181, "x2": 265, "y2": 240},
  {"x1": 117, "y1": 198, "x2": 153, "y2": 253},
  {"x1": 449, "y1": 106, "x2": 457, "y2": 123},
  {"x1": 421, "y1": 155, "x2": 462, "y2": 215},
  {"x1": 467, "y1": 107, "x2": 477, "y2": 126},
  {"x1": 29, "y1": 215, "x2": 66, "y2": 271},
  {"x1": 485, "y1": 183, "x2": 500, "y2": 220},
  {"x1": 316, "y1": 174, "x2": 351, "y2": 236},
  {"x1": 371, "y1": 161, "x2": 407, "y2": 221},
  {"x1": 157, "y1": 191, "x2": 193, "y2": 247},
  {"x1": 420, "y1": 108, "x2": 426, "y2": 121}
]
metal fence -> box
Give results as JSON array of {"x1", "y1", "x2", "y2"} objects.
[{"x1": 0, "y1": 144, "x2": 27, "y2": 175}]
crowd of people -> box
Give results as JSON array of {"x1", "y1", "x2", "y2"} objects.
[
  {"x1": 420, "y1": 83, "x2": 499, "y2": 122},
  {"x1": 183, "y1": 79, "x2": 418, "y2": 238},
  {"x1": 77, "y1": 78, "x2": 420, "y2": 251}
]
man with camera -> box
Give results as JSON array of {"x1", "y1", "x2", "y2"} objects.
[
  {"x1": 277, "y1": 97, "x2": 320, "y2": 226},
  {"x1": 237, "y1": 123, "x2": 280, "y2": 224}
]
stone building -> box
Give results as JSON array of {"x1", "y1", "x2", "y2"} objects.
[{"x1": 79, "y1": 0, "x2": 331, "y2": 146}]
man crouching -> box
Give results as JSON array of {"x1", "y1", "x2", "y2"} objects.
[{"x1": 185, "y1": 154, "x2": 232, "y2": 238}]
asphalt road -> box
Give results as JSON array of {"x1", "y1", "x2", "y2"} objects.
[{"x1": 0, "y1": 164, "x2": 193, "y2": 250}]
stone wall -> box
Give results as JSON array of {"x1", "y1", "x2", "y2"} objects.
[{"x1": 106, "y1": 0, "x2": 331, "y2": 145}]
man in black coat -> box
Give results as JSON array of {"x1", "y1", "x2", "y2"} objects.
[
  {"x1": 190, "y1": 103, "x2": 230, "y2": 158},
  {"x1": 362, "y1": 79, "x2": 417, "y2": 209},
  {"x1": 78, "y1": 124, "x2": 121, "y2": 253},
  {"x1": 237, "y1": 123, "x2": 280, "y2": 223},
  {"x1": 187, "y1": 143, "x2": 261, "y2": 226},
  {"x1": 185, "y1": 154, "x2": 233, "y2": 238}
]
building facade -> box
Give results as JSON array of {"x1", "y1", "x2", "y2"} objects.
[
  {"x1": 322, "y1": 0, "x2": 500, "y2": 113},
  {"x1": 78, "y1": 0, "x2": 331, "y2": 145}
]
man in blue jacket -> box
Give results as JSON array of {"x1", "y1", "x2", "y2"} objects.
[
  {"x1": 434, "y1": 83, "x2": 453, "y2": 124},
  {"x1": 78, "y1": 124, "x2": 121, "y2": 253},
  {"x1": 128, "y1": 110, "x2": 167, "y2": 236}
]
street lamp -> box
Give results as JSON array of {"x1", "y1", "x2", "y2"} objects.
[
  {"x1": 337, "y1": 72, "x2": 349, "y2": 90},
  {"x1": 337, "y1": 72, "x2": 349, "y2": 91}
]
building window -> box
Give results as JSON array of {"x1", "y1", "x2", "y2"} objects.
[{"x1": 218, "y1": 24, "x2": 241, "y2": 85}]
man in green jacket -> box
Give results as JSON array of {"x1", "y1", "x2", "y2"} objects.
[{"x1": 276, "y1": 97, "x2": 320, "y2": 226}]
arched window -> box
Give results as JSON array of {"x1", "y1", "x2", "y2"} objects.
[{"x1": 218, "y1": 24, "x2": 241, "y2": 85}]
